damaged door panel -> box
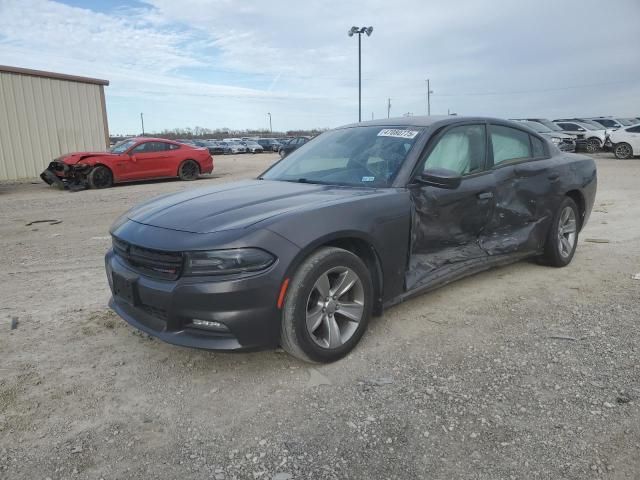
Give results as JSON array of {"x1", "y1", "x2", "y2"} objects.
[
  {"x1": 406, "y1": 123, "x2": 495, "y2": 290},
  {"x1": 480, "y1": 124, "x2": 561, "y2": 255}
]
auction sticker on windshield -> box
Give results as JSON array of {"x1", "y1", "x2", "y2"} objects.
[{"x1": 377, "y1": 129, "x2": 420, "y2": 139}]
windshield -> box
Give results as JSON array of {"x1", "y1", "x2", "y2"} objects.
[
  {"x1": 261, "y1": 126, "x2": 424, "y2": 187},
  {"x1": 522, "y1": 121, "x2": 552, "y2": 133},
  {"x1": 580, "y1": 119, "x2": 604, "y2": 129},
  {"x1": 575, "y1": 122, "x2": 597, "y2": 131},
  {"x1": 618, "y1": 118, "x2": 633, "y2": 126},
  {"x1": 593, "y1": 119, "x2": 618, "y2": 127},
  {"x1": 536, "y1": 119, "x2": 562, "y2": 131},
  {"x1": 110, "y1": 139, "x2": 137, "y2": 154}
]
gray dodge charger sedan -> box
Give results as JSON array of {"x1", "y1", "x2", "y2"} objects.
[{"x1": 106, "y1": 116, "x2": 597, "y2": 362}]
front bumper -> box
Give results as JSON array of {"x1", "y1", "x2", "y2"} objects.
[
  {"x1": 40, "y1": 161, "x2": 90, "y2": 189},
  {"x1": 558, "y1": 140, "x2": 576, "y2": 152},
  {"x1": 105, "y1": 249, "x2": 283, "y2": 351}
]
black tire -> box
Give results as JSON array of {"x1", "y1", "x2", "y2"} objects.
[
  {"x1": 614, "y1": 142, "x2": 633, "y2": 160},
  {"x1": 87, "y1": 165, "x2": 113, "y2": 189},
  {"x1": 280, "y1": 247, "x2": 373, "y2": 363},
  {"x1": 179, "y1": 160, "x2": 200, "y2": 180},
  {"x1": 586, "y1": 138, "x2": 601, "y2": 153},
  {"x1": 540, "y1": 197, "x2": 580, "y2": 267}
]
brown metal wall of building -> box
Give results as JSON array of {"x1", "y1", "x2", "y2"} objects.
[{"x1": 0, "y1": 66, "x2": 109, "y2": 180}]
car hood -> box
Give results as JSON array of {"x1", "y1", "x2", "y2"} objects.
[
  {"x1": 58, "y1": 152, "x2": 116, "y2": 165},
  {"x1": 126, "y1": 179, "x2": 385, "y2": 234}
]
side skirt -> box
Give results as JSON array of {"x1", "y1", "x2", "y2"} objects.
[{"x1": 382, "y1": 251, "x2": 536, "y2": 309}]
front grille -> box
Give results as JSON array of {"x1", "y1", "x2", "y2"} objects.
[{"x1": 112, "y1": 237, "x2": 183, "y2": 280}]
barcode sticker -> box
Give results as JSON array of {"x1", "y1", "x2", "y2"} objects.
[{"x1": 377, "y1": 129, "x2": 419, "y2": 139}]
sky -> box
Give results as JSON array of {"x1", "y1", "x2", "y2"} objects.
[{"x1": 0, "y1": 0, "x2": 639, "y2": 134}]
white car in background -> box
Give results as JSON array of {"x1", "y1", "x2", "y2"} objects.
[
  {"x1": 554, "y1": 120, "x2": 608, "y2": 153},
  {"x1": 588, "y1": 117, "x2": 635, "y2": 130},
  {"x1": 608, "y1": 124, "x2": 640, "y2": 159}
]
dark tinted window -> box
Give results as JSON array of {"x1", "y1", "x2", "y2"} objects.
[
  {"x1": 559, "y1": 122, "x2": 580, "y2": 130},
  {"x1": 592, "y1": 119, "x2": 617, "y2": 128},
  {"x1": 490, "y1": 125, "x2": 531, "y2": 165},
  {"x1": 133, "y1": 142, "x2": 172, "y2": 153},
  {"x1": 531, "y1": 135, "x2": 546, "y2": 157},
  {"x1": 423, "y1": 124, "x2": 486, "y2": 175},
  {"x1": 131, "y1": 142, "x2": 149, "y2": 153},
  {"x1": 627, "y1": 126, "x2": 640, "y2": 133}
]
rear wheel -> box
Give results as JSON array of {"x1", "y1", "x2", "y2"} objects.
[
  {"x1": 87, "y1": 165, "x2": 113, "y2": 189},
  {"x1": 281, "y1": 247, "x2": 373, "y2": 363},
  {"x1": 540, "y1": 197, "x2": 579, "y2": 267},
  {"x1": 614, "y1": 142, "x2": 633, "y2": 159},
  {"x1": 179, "y1": 160, "x2": 200, "y2": 180}
]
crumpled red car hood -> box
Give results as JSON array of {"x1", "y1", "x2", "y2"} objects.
[{"x1": 58, "y1": 152, "x2": 117, "y2": 165}]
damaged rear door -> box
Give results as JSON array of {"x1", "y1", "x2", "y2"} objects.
[
  {"x1": 481, "y1": 123, "x2": 556, "y2": 255},
  {"x1": 406, "y1": 122, "x2": 496, "y2": 290}
]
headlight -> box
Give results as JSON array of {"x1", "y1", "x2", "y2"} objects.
[
  {"x1": 184, "y1": 248, "x2": 275, "y2": 276},
  {"x1": 551, "y1": 137, "x2": 561, "y2": 144}
]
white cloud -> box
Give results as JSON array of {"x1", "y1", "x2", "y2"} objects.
[{"x1": 1, "y1": 0, "x2": 639, "y2": 133}]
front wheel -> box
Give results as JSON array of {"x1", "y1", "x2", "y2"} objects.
[
  {"x1": 614, "y1": 142, "x2": 633, "y2": 159},
  {"x1": 179, "y1": 160, "x2": 200, "y2": 180},
  {"x1": 87, "y1": 165, "x2": 113, "y2": 189},
  {"x1": 586, "y1": 138, "x2": 601, "y2": 153},
  {"x1": 540, "y1": 197, "x2": 579, "y2": 267},
  {"x1": 280, "y1": 247, "x2": 373, "y2": 363}
]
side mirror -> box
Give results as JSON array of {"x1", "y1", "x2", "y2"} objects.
[
  {"x1": 578, "y1": 128, "x2": 585, "y2": 132},
  {"x1": 130, "y1": 155, "x2": 137, "y2": 163},
  {"x1": 416, "y1": 168, "x2": 462, "y2": 189}
]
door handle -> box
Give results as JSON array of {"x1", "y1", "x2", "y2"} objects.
[{"x1": 477, "y1": 192, "x2": 493, "y2": 200}]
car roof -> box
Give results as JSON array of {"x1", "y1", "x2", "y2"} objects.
[
  {"x1": 131, "y1": 137, "x2": 180, "y2": 144},
  {"x1": 341, "y1": 115, "x2": 522, "y2": 129}
]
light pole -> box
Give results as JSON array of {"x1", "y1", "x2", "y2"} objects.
[
  {"x1": 267, "y1": 112, "x2": 272, "y2": 133},
  {"x1": 140, "y1": 112, "x2": 145, "y2": 136},
  {"x1": 348, "y1": 26, "x2": 373, "y2": 122}
]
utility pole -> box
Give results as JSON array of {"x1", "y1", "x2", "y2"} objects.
[
  {"x1": 267, "y1": 112, "x2": 272, "y2": 133},
  {"x1": 426, "y1": 79, "x2": 433, "y2": 116},
  {"x1": 387, "y1": 97, "x2": 391, "y2": 118},
  {"x1": 140, "y1": 112, "x2": 145, "y2": 136},
  {"x1": 371, "y1": 112, "x2": 374, "y2": 120}
]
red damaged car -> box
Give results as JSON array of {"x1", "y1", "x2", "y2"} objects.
[{"x1": 41, "y1": 137, "x2": 213, "y2": 189}]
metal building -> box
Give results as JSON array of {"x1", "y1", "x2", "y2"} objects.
[{"x1": 0, "y1": 65, "x2": 109, "y2": 181}]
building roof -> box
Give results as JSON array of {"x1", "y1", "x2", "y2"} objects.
[{"x1": 0, "y1": 65, "x2": 109, "y2": 86}]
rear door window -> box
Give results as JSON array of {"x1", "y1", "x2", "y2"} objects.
[
  {"x1": 489, "y1": 125, "x2": 531, "y2": 166},
  {"x1": 531, "y1": 135, "x2": 546, "y2": 158}
]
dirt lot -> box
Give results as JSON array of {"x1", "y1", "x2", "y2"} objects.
[{"x1": 1, "y1": 152, "x2": 639, "y2": 480}]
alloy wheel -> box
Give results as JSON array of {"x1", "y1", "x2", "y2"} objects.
[
  {"x1": 92, "y1": 167, "x2": 112, "y2": 188},
  {"x1": 305, "y1": 266, "x2": 365, "y2": 349},
  {"x1": 557, "y1": 206, "x2": 577, "y2": 258},
  {"x1": 181, "y1": 161, "x2": 198, "y2": 179},
  {"x1": 615, "y1": 143, "x2": 632, "y2": 159}
]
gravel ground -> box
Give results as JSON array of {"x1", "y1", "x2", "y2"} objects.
[{"x1": 1, "y1": 152, "x2": 639, "y2": 480}]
